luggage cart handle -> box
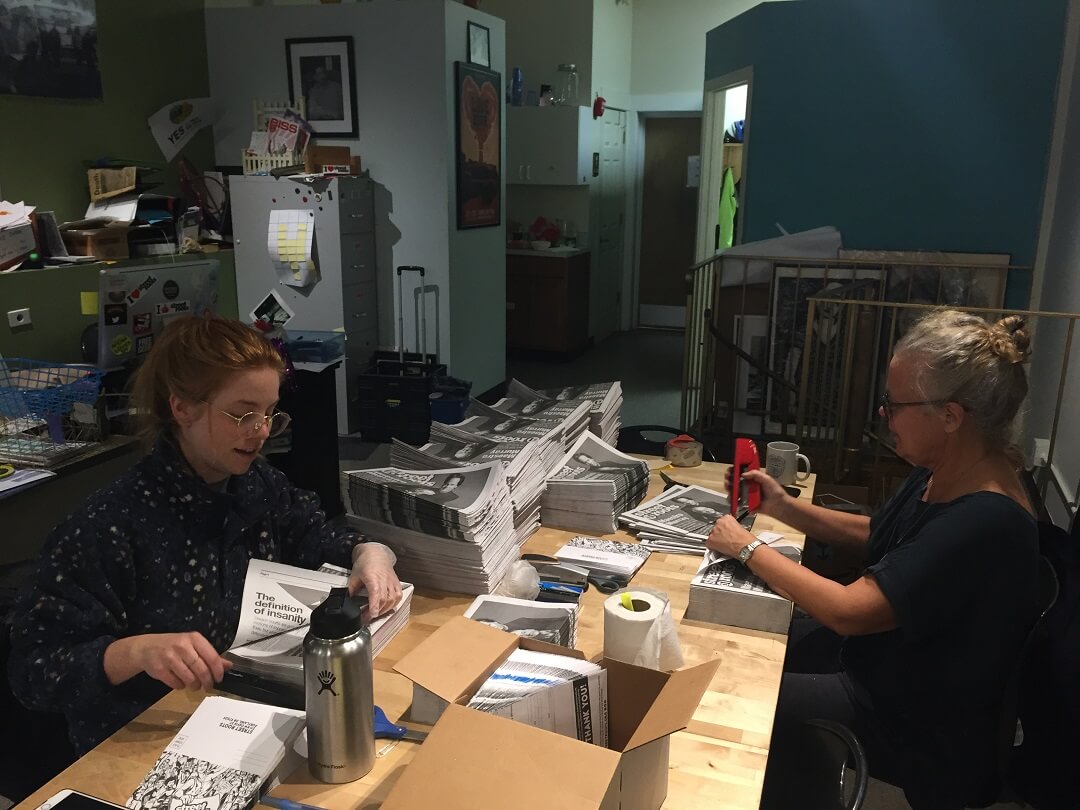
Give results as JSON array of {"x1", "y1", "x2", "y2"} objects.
[
  {"x1": 397, "y1": 266, "x2": 425, "y2": 277},
  {"x1": 396, "y1": 266, "x2": 428, "y2": 366}
]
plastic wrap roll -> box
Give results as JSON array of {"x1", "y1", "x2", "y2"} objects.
[{"x1": 603, "y1": 590, "x2": 667, "y2": 669}]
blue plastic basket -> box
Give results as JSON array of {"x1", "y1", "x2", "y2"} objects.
[{"x1": 0, "y1": 358, "x2": 104, "y2": 420}]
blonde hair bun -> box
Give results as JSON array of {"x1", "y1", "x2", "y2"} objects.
[{"x1": 991, "y1": 315, "x2": 1030, "y2": 364}]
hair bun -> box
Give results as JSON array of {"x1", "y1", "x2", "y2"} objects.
[{"x1": 991, "y1": 315, "x2": 1030, "y2": 364}]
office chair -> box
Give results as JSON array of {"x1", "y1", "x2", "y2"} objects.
[
  {"x1": 797, "y1": 718, "x2": 869, "y2": 810},
  {"x1": 969, "y1": 552, "x2": 1059, "y2": 808},
  {"x1": 616, "y1": 425, "x2": 716, "y2": 462}
]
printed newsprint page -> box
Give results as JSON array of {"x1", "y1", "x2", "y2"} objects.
[{"x1": 225, "y1": 559, "x2": 413, "y2": 684}]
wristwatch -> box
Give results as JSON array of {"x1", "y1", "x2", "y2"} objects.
[{"x1": 737, "y1": 539, "x2": 764, "y2": 564}]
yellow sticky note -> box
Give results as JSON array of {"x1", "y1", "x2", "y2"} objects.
[
  {"x1": 291, "y1": 262, "x2": 299, "y2": 270},
  {"x1": 80, "y1": 291, "x2": 98, "y2": 315}
]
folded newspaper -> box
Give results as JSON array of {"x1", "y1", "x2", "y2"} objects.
[
  {"x1": 618, "y1": 483, "x2": 734, "y2": 554},
  {"x1": 126, "y1": 695, "x2": 305, "y2": 810},
  {"x1": 223, "y1": 559, "x2": 414, "y2": 688}
]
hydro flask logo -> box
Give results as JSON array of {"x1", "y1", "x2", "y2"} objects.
[{"x1": 317, "y1": 670, "x2": 338, "y2": 696}]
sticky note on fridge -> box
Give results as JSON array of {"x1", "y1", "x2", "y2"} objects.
[{"x1": 80, "y1": 291, "x2": 98, "y2": 315}]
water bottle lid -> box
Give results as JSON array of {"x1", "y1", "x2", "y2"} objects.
[{"x1": 310, "y1": 586, "x2": 365, "y2": 640}]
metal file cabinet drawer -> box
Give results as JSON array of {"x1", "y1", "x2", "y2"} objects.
[
  {"x1": 338, "y1": 193, "x2": 374, "y2": 235},
  {"x1": 340, "y1": 236, "x2": 376, "y2": 285},
  {"x1": 342, "y1": 282, "x2": 378, "y2": 333}
]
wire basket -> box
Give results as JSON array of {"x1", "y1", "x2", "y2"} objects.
[
  {"x1": 0, "y1": 359, "x2": 104, "y2": 465},
  {"x1": 0, "y1": 359, "x2": 103, "y2": 420}
]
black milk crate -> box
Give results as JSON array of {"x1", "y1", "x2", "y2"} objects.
[{"x1": 356, "y1": 350, "x2": 447, "y2": 444}]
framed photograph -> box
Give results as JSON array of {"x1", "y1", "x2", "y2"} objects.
[
  {"x1": 285, "y1": 36, "x2": 358, "y2": 138},
  {"x1": 455, "y1": 61, "x2": 501, "y2": 229},
  {"x1": 0, "y1": 0, "x2": 101, "y2": 99},
  {"x1": 467, "y1": 21, "x2": 490, "y2": 67},
  {"x1": 732, "y1": 314, "x2": 769, "y2": 435}
]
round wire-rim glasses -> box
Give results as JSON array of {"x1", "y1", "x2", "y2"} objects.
[{"x1": 217, "y1": 408, "x2": 292, "y2": 437}]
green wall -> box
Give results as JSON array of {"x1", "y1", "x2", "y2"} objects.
[
  {"x1": 0, "y1": 0, "x2": 214, "y2": 222},
  {"x1": 0, "y1": 251, "x2": 238, "y2": 363}
]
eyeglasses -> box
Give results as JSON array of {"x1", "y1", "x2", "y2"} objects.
[
  {"x1": 878, "y1": 392, "x2": 947, "y2": 419},
  {"x1": 215, "y1": 407, "x2": 292, "y2": 437}
]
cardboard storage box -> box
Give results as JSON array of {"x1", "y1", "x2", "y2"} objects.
[
  {"x1": 304, "y1": 144, "x2": 360, "y2": 174},
  {"x1": 0, "y1": 221, "x2": 36, "y2": 268},
  {"x1": 383, "y1": 617, "x2": 719, "y2": 810},
  {"x1": 60, "y1": 222, "x2": 130, "y2": 260}
]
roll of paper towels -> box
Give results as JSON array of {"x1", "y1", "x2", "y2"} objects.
[{"x1": 603, "y1": 590, "x2": 683, "y2": 671}]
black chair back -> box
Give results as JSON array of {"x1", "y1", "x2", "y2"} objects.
[
  {"x1": 616, "y1": 425, "x2": 716, "y2": 462},
  {"x1": 801, "y1": 718, "x2": 869, "y2": 810}
]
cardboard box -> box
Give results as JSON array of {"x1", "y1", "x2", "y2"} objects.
[
  {"x1": 60, "y1": 222, "x2": 130, "y2": 260},
  {"x1": 383, "y1": 617, "x2": 719, "y2": 810},
  {"x1": 304, "y1": 144, "x2": 359, "y2": 174},
  {"x1": 0, "y1": 222, "x2": 36, "y2": 268}
]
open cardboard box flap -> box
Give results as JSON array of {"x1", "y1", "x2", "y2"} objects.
[
  {"x1": 612, "y1": 656, "x2": 720, "y2": 751},
  {"x1": 394, "y1": 616, "x2": 587, "y2": 705},
  {"x1": 393, "y1": 615, "x2": 517, "y2": 704},
  {"x1": 382, "y1": 703, "x2": 622, "y2": 810}
]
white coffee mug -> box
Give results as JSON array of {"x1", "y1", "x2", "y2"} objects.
[{"x1": 765, "y1": 441, "x2": 811, "y2": 485}]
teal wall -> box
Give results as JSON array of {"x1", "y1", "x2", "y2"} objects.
[
  {"x1": 0, "y1": 0, "x2": 213, "y2": 222},
  {"x1": 0, "y1": 251, "x2": 238, "y2": 364},
  {"x1": 705, "y1": 0, "x2": 1068, "y2": 306}
]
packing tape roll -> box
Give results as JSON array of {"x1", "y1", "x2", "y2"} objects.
[
  {"x1": 603, "y1": 590, "x2": 665, "y2": 669},
  {"x1": 665, "y1": 436, "x2": 703, "y2": 467}
]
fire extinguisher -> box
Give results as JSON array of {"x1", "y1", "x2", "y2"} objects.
[{"x1": 592, "y1": 95, "x2": 606, "y2": 119}]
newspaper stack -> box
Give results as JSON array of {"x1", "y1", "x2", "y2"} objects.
[
  {"x1": 541, "y1": 432, "x2": 650, "y2": 534},
  {"x1": 452, "y1": 399, "x2": 571, "y2": 477},
  {"x1": 391, "y1": 426, "x2": 547, "y2": 545},
  {"x1": 464, "y1": 594, "x2": 579, "y2": 648},
  {"x1": 685, "y1": 547, "x2": 801, "y2": 633},
  {"x1": 466, "y1": 649, "x2": 608, "y2": 746},
  {"x1": 489, "y1": 379, "x2": 596, "y2": 446},
  {"x1": 536, "y1": 381, "x2": 623, "y2": 445},
  {"x1": 342, "y1": 462, "x2": 520, "y2": 594},
  {"x1": 618, "y1": 484, "x2": 732, "y2": 554}
]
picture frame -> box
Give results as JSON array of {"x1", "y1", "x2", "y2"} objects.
[
  {"x1": 285, "y1": 36, "x2": 358, "y2": 138},
  {"x1": 467, "y1": 21, "x2": 490, "y2": 68},
  {"x1": 454, "y1": 61, "x2": 501, "y2": 229},
  {"x1": 767, "y1": 266, "x2": 886, "y2": 435}
]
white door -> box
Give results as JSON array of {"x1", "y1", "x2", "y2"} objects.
[
  {"x1": 595, "y1": 107, "x2": 627, "y2": 341},
  {"x1": 696, "y1": 71, "x2": 751, "y2": 262}
]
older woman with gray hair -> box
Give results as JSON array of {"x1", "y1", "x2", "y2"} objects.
[{"x1": 707, "y1": 310, "x2": 1039, "y2": 809}]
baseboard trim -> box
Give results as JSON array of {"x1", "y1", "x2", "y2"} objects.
[{"x1": 638, "y1": 305, "x2": 686, "y2": 329}]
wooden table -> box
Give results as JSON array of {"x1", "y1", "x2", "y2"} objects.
[{"x1": 16, "y1": 461, "x2": 814, "y2": 810}]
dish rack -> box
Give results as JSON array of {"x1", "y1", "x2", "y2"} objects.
[{"x1": 0, "y1": 358, "x2": 105, "y2": 467}]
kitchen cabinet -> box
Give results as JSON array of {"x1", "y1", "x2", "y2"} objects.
[
  {"x1": 506, "y1": 250, "x2": 590, "y2": 353},
  {"x1": 507, "y1": 105, "x2": 592, "y2": 186}
]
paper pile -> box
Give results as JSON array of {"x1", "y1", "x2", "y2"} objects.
[
  {"x1": 554, "y1": 536, "x2": 651, "y2": 580},
  {"x1": 536, "y1": 380, "x2": 623, "y2": 445},
  {"x1": 685, "y1": 547, "x2": 801, "y2": 633},
  {"x1": 0, "y1": 201, "x2": 35, "y2": 271},
  {"x1": 618, "y1": 484, "x2": 734, "y2": 554},
  {"x1": 463, "y1": 594, "x2": 578, "y2": 648},
  {"x1": 541, "y1": 432, "x2": 650, "y2": 534},
  {"x1": 391, "y1": 427, "x2": 548, "y2": 546},
  {"x1": 342, "y1": 461, "x2": 520, "y2": 594}
]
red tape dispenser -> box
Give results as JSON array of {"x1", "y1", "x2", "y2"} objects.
[{"x1": 731, "y1": 437, "x2": 761, "y2": 517}]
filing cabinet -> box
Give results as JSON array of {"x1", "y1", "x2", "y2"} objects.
[{"x1": 230, "y1": 175, "x2": 379, "y2": 435}]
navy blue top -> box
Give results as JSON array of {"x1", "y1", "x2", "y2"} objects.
[
  {"x1": 7, "y1": 438, "x2": 358, "y2": 754},
  {"x1": 842, "y1": 467, "x2": 1039, "y2": 801}
]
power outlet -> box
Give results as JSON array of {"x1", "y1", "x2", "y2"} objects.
[
  {"x1": 1031, "y1": 437, "x2": 1050, "y2": 468},
  {"x1": 7, "y1": 308, "x2": 31, "y2": 328}
]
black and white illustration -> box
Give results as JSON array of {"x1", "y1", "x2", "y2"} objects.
[
  {"x1": 127, "y1": 752, "x2": 261, "y2": 810},
  {"x1": 555, "y1": 536, "x2": 650, "y2": 579},
  {"x1": 0, "y1": 0, "x2": 101, "y2": 99}
]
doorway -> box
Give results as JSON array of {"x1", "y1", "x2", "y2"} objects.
[
  {"x1": 696, "y1": 70, "x2": 751, "y2": 262},
  {"x1": 595, "y1": 107, "x2": 628, "y2": 342},
  {"x1": 637, "y1": 116, "x2": 701, "y2": 328}
]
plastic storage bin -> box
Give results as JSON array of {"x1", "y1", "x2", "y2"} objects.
[{"x1": 285, "y1": 331, "x2": 346, "y2": 363}]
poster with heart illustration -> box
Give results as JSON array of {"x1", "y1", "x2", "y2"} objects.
[{"x1": 455, "y1": 62, "x2": 501, "y2": 229}]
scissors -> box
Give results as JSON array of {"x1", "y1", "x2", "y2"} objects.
[
  {"x1": 523, "y1": 553, "x2": 629, "y2": 594},
  {"x1": 374, "y1": 704, "x2": 427, "y2": 742}
]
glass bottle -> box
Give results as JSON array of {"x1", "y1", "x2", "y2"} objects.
[{"x1": 555, "y1": 64, "x2": 578, "y2": 106}]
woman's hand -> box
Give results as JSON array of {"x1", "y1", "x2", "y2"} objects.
[
  {"x1": 105, "y1": 632, "x2": 231, "y2": 690},
  {"x1": 349, "y1": 543, "x2": 402, "y2": 618},
  {"x1": 705, "y1": 515, "x2": 757, "y2": 558},
  {"x1": 725, "y1": 467, "x2": 789, "y2": 519}
]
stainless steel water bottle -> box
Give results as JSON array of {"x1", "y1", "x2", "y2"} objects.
[{"x1": 304, "y1": 587, "x2": 375, "y2": 783}]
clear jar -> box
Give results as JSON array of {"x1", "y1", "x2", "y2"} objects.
[{"x1": 555, "y1": 64, "x2": 578, "y2": 106}]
